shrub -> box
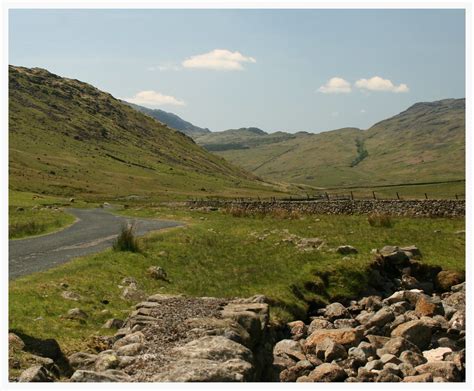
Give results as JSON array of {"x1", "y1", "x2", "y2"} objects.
[
  {"x1": 113, "y1": 224, "x2": 141, "y2": 252},
  {"x1": 367, "y1": 213, "x2": 393, "y2": 228},
  {"x1": 9, "y1": 221, "x2": 45, "y2": 238}
]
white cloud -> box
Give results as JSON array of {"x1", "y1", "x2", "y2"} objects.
[
  {"x1": 182, "y1": 49, "x2": 256, "y2": 71},
  {"x1": 355, "y1": 76, "x2": 409, "y2": 93},
  {"x1": 360, "y1": 109, "x2": 366, "y2": 113},
  {"x1": 123, "y1": 90, "x2": 185, "y2": 107},
  {"x1": 318, "y1": 77, "x2": 352, "y2": 94}
]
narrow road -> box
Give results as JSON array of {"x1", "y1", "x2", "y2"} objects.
[{"x1": 9, "y1": 208, "x2": 183, "y2": 280}]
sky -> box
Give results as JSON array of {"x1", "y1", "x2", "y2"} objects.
[{"x1": 9, "y1": 9, "x2": 465, "y2": 133}]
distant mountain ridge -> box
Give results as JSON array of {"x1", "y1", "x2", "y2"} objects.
[
  {"x1": 193, "y1": 99, "x2": 465, "y2": 188},
  {"x1": 123, "y1": 102, "x2": 211, "y2": 136}
]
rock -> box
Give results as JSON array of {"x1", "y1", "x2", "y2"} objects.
[
  {"x1": 113, "y1": 331, "x2": 145, "y2": 349},
  {"x1": 287, "y1": 320, "x2": 306, "y2": 340},
  {"x1": 18, "y1": 365, "x2": 55, "y2": 382},
  {"x1": 399, "y1": 350, "x2": 427, "y2": 367},
  {"x1": 358, "y1": 295, "x2": 383, "y2": 311},
  {"x1": 173, "y1": 336, "x2": 253, "y2": 363},
  {"x1": 121, "y1": 284, "x2": 146, "y2": 302},
  {"x1": 186, "y1": 317, "x2": 252, "y2": 347},
  {"x1": 273, "y1": 339, "x2": 306, "y2": 362},
  {"x1": 70, "y1": 369, "x2": 131, "y2": 382},
  {"x1": 8, "y1": 333, "x2": 25, "y2": 351},
  {"x1": 61, "y1": 291, "x2": 81, "y2": 301},
  {"x1": 147, "y1": 266, "x2": 168, "y2": 281},
  {"x1": 152, "y1": 358, "x2": 254, "y2": 382},
  {"x1": 449, "y1": 310, "x2": 465, "y2": 331},
  {"x1": 337, "y1": 245, "x2": 358, "y2": 255},
  {"x1": 442, "y1": 291, "x2": 465, "y2": 311},
  {"x1": 435, "y1": 270, "x2": 464, "y2": 292},
  {"x1": 415, "y1": 295, "x2": 444, "y2": 317},
  {"x1": 403, "y1": 373, "x2": 433, "y2": 382},
  {"x1": 451, "y1": 282, "x2": 465, "y2": 292},
  {"x1": 95, "y1": 352, "x2": 120, "y2": 371},
  {"x1": 379, "y1": 246, "x2": 410, "y2": 266},
  {"x1": 415, "y1": 361, "x2": 461, "y2": 382},
  {"x1": 116, "y1": 342, "x2": 144, "y2": 356},
  {"x1": 102, "y1": 318, "x2": 124, "y2": 329},
  {"x1": 348, "y1": 341, "x2": 374, "y2": 363},
  {"x1": 66, "y1": 308, "x2": 88, "y2": 320},
  {"x1": 280, "y1": 360, "x2": 313, "y2": 382},
  {"x1": 305, "y1": 328, "x2": 362, "y2": 351},
  {"x1": 307, "y1": 318, "x2": 334, "y2": 334},
  {"x1": 366, "y1": 307, "x2": 395, "y2": 328},
  {"x1": 324, "y1": 302, "x2": 350, "y2": 321},
  {"x1": 305, "y1": 363, "x2": 347, "y2": 382},
  {"x1": 365, "y1": 359, "x2": 383, "y2": 371},
  {"x1": 423, "y1": 347, "x2": 452, "y2": 362},
  {"x1": 391, "y1": 320, "x2": 432, "y2": 350},
  {"x1": 380, "y1": 354, "x2": 401, "y2": 365},
  {"x1": 376, "y1": 336, "x2": 421, "y2": 357},
  {"x1": 333, "y1": 318, "x2": 358, "y2": 329},
  {"x1": 67, "y1": 352, "x2": 98, "y2": 370},
  {"x1": 375, "y1": 370, "x2": 402, "y2": 382},
  {"x1": 272, "y1": 356, "x2": 297, "y2": 372},
  {"x1": 315, "y1": 339, "x2": 347, "y2": 362}
]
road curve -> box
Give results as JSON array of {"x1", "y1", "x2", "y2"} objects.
[{"x1": 9, "y1": 208, "x2": 183, "y2": 280}]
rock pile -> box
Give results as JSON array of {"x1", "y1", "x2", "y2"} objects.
[{"x1": 273, "y1": 245, "x2": 465, "y2": 382}]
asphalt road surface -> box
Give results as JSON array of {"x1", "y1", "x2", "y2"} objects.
[{"x1": 9, "y1": 208, "x2": 183, "y2": 280}]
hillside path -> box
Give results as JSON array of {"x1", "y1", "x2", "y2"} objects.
[{"x1": 9, "y1": 208, "x2": 183, "y2": 280}]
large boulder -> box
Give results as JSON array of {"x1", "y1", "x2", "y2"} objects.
[
  {"x1": 173, "y1": 336, "x2": 253, "y2": 363},
  {"x1": 299, "y1": 363, "x2": 347, "y2": 382},
  {"x1": 435, "y1": 270, "x2": 464, "y2": 292},
  {"x1": 323, "y1": 303, "x2": 350, "y2": 321},
  {"x1": 18, "y1": 365, "x2": 55, "y2": 382},
  {"x1": 305, "y1": 328, "x2": 363, "y2": 351},
  {"x1": 70, "y1": 369, "x2": 131, "y2": 382},
  {"x1": 391, "y1": 320, "x2": 432, "y2": 350},
  {"x1": 152, "y1": 358, "x2": 254, "y2": 382},
  {"x1": 415, "y1": 361, "x2": 461, "y2": 382},
  {"x1": 273, "y1": 339, "x2": 306, "y2": 362},
  {"x1": 67, "y1": 352, "x2": 98, "y2": 370}
]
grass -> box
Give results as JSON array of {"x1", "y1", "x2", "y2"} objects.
[
  {"x1": 113, "y1": 224, "x2": 141, "y2": 253},
  {"x1": 9, "y1": 205, "x2": 465, "y2": 365},
  {"x1": 8, "y1": 190, "x2": 89, "y2": 239}
]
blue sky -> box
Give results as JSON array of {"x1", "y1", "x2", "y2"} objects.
[{"x1": 9, "y1": 9, "x2": 465, "y2": 133}]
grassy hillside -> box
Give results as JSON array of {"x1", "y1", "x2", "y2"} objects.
[
  {"x1": 9, "y1": 66, "x2": 285, "y2": 201},
  {"x1": 194, "y1": 127, "x2": 299, "y2": 151},
  {"x1": 197, "y1": 99, "x2": 465, "y2": 189},
  {"x1": 123, "y1": 102, "x2": 210, "y2": 137}
]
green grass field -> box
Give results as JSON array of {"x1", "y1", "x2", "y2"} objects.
[{"x1": 9, "y1": 204, "x2": 465, "y2": 364}]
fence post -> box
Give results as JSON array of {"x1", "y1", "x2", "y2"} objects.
[
  {"x1": 425, "y1": 193, "x2": 428, "y2": 200},
  {"x1": 372, "y1": 191, "x2": 376, "y2": 200},
  {"x1": 350, "y1": 191, "x2": 354, "y2": 200},
  {"x1": 396, "y1": 192, "x2": 400, "y2": 200},
  {"x1": 325, "y1": 192, "x2": 330, "y2": 201},
  {"x1": 455, "y1": 194, "x2": 458, "y2": 200}
]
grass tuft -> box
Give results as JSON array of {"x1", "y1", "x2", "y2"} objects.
[
  {"x1": 113, "y1": 224, "x2": 141, "y2": 253},
  {"x1": 367, "y1": 212, "x2": 393, "y2": 228}
]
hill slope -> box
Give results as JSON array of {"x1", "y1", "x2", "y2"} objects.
[
  {"x1": 123, "y1": 102, "x2": 210, "y2": 137},
  {"x1": 200, "y1": 99, "x2": 465, "y2": 188},
  {"x1": 8, "y1": 66, "x2": 281, "y2": 200}
]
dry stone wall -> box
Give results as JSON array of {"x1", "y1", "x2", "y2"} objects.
[{"x1": 188, "y1": 199, "x2": 465, "y2": 218}]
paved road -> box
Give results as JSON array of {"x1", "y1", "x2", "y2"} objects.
[{"x1": 9, "y1": 208, "x2": 183, "y2": 280}]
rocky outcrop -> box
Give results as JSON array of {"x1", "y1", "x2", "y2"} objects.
[
  {"x1": 188, "y1": 199, "x2": 465, "y2": 218},
  {"x1": 15, "y1": 294, "x2": 272, "y2": 382}
]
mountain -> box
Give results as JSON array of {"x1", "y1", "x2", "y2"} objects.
[
  {"x1": 194, "y1": 127, "x2": 298, "y2": 151},
  {"x1": 199, "y1": 99, "x2": 465, "y2": 188},
  {"x1": 8, "y1": 66, "x2": 282, "y2": 200},
  {"x1": 123, "y1": 102, "x2": 210, "y2": 136}
]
